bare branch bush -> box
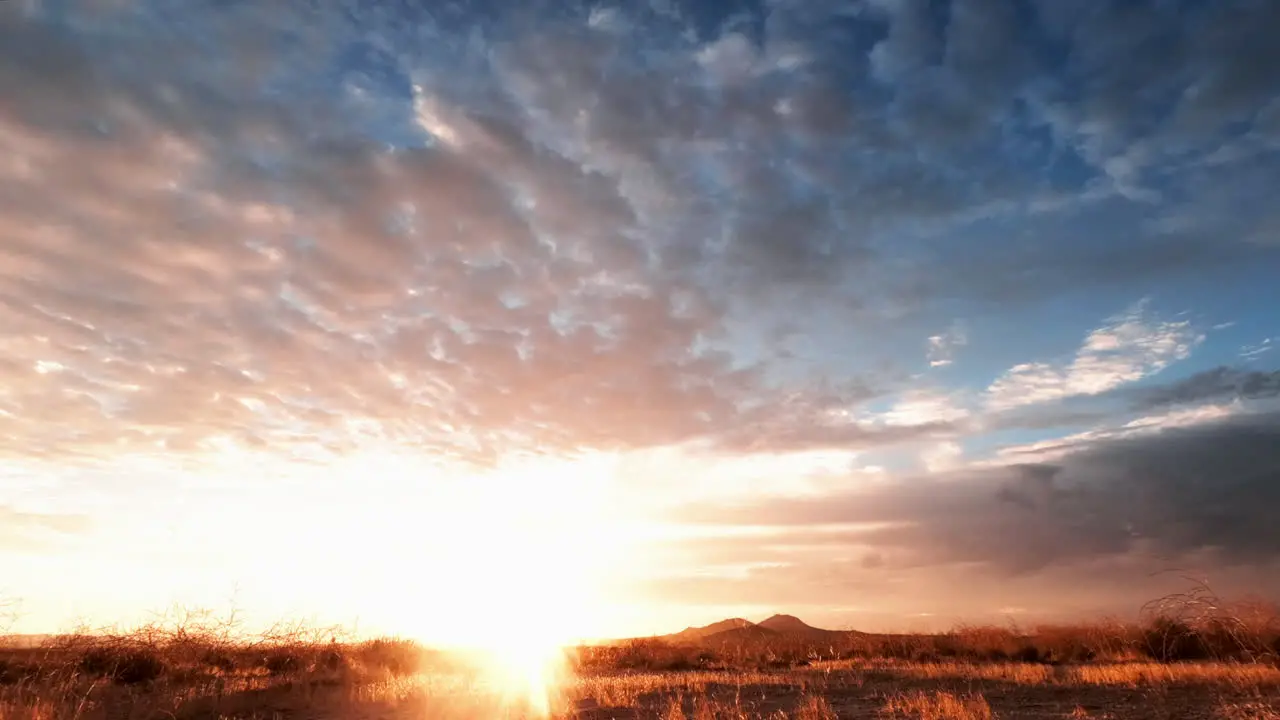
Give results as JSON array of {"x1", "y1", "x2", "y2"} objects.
[{"x1": 1141, "y1": 574, "x2": 1279, "y2": 663}]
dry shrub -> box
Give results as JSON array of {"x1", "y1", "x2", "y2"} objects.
[
  {"x1": 665, "y1": 693, "x2": 687, "y2": 720},
  {"x1": 111, "y1": 649, "x2": 165, "y2": 685},
  {"x1": 1065, "y1": 661, "x2": 1280, "y2": 688},
  {"x1": 576, "y1": 639, "x2": 718, "y2": 673},
  {"x1": 1216, "y1": 701, "x2": 1280, "y2": 720},
  {"x1": 1031, "y1": 620, "x2": 1141, "y2": 664},
  {"x1": 0, "y1": 607, "x2": 425, "y2": 720},
  {"x1": 870, "y1": 660, "x2": 1052, "y2": 685},
  {"x1": 76, "y1": 645, "x2": 166, "y2": 685},
  {"x1": 846, "y1": 633, "x2": 939, "y2": 662},
  {"x1": 796, "y1": 694, "x2": 838, "y2": 720},
  {"x1": 691, "y1": 695, "x2": 719, "y2": 720},
  {"x1": 0, "y1": 657, "x2": 38, "y2": 686},
  {"x1": 262, "y1": 649, "x2": 304, "y2": 676},
  {"x1": 353, "y1": 638, "x2": 422, "y2": 675},
  {"x1": 942, "y1": 625, "x2": 1022, "y2": 662},
  {"x1": 1142, "y1": 578, "x2": 1280, "y2": 663},
  {"x1": 1143, "y1": 617, "x2": 1211, "y2": 662},
  {"x1": 882, "y1": 690, "x2": 994, "y2": 720},
  {"x1": 199, "y1": 648, "x2": 239, "y2": 673},
  {"x1": 569, "y1": 585, "x2": 1276, "y2": 674}
]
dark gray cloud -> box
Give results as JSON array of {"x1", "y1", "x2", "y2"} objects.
[
  {"x1": 1135, "y1": 366, "x2": 1280, "y2": 410},
  {"x1": 635, "y1": 547, "x2": 1280, "y2": 625},
  {"x1": 678, "y1": 412, "x2": 1280, "y2": 573},
  {"x1": 483, "y1": 0, "x2": 1280, "y2": 308},
  {"x1": 982, "y1": 364, "x2": 1280, "y2": 437}
]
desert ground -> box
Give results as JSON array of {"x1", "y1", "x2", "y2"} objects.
[{"x1": 4, "y1": 603, "x2": 1280, "y2": 720}]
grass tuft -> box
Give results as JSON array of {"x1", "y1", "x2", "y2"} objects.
[{"x1": 881, "y1": 690, "x2": 994, "y2": 720}]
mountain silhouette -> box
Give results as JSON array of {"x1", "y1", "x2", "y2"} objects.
[
  {"x1": 758, "y1": 614, "x2": 825, "y2": 635},
  {"x1": 665, "y1": 615, "x2": 851, "y2": 646},
  {"x1": 670, "y1": 618, "x2": 756, "y2": 643}
]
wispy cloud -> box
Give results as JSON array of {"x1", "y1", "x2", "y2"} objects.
[
  {"x1": 1242, "y1": 337, "x2": 1276, "y2": 361},
  {"x1": 927, "y1": 323, "x2": 968, "y2": 368},
  {"x1": 987, "y1": 301, "x2": 1204, "y2": 411}
]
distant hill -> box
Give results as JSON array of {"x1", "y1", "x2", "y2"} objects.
[
  {"x1": 670, "y1": 618, "x2": 755, "y2": 643},
  {"x1": 699, "y1": 624, "x2": 780, "y2": 646},
  {"x1": 757, "y1": 614, "x2": 824, "y2": 635},
  {"x1": 665, "y1": 615, "x2": 853, "y2": 646}
]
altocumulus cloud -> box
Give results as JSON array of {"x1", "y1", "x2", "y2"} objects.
[{"x1": 1, "y1": 0, "x2": 1280, "y2": 620}]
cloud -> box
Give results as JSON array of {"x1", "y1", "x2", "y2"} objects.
[
  {"x1": 0, "y1": 4, "x2": 756, "y2": 465},
  {"x1": 712, "y1": 382, "x2": 959, "y2": 454},
  {"x1": 927, "y1": 323, "x2": 967, "y2": 367},
  {"x1": 0, "y1": 506, "x2": 89, "y2": 551},
  {"x1": 0, "y1": 0, "x2": 1278, "y2": 475},
  {"x1": 987, "y1": 301, "x2": 1203, "y2": 411},
  {"x1": 993, "y1": 403, "x2": 1242, "y2": 465},
  {"x1": 1134, "y1": 366, "x2": 1280, "y2": 410},
  {"x1": 878, "y1": 390, "x2": 971, "y2": 427},
  {"x1": 920, "y1": 440, "x2": 965, "y2": 473},
  {"x1": 1029, "y1": 1, "x2": 1280, "y2": 189},
  {"x1": 676, "y1": 410, "x2": 1280, "y2": 576},
  {"x1": 1242, "y1": 338, "x2": 1276, "y2": 362}
]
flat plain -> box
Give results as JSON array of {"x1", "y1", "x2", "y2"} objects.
[{"x1": 4, "y1": 610, "x2": 1280, "y2": 719}]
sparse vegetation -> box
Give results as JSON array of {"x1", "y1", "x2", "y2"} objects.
[
  {"x1": 881, "y1": 690, "x2": 993, "y2": 720},
  {"x1": 1216, "y1": 700, "x2": 1280, "y2": 720},
  {"x1": 572, "y1": 605, "x2": 1280, "y2": 675},
  {"x1": 1, "y1": 586, "x2": 1278, "y2": 718}
]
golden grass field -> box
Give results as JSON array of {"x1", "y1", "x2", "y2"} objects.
[
  {"x1": 4, "y1": 603, "x2": 1280, "y2": 720},
  {"x1": 4, "y1": 647, "x2": 1280, "y2": 719}
]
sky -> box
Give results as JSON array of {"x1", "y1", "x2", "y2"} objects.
[{"x1": 2, "y1": 0, "x2": 1280, "y2": 642}]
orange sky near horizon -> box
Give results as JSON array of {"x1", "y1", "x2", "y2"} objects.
[{"x1": 6, "y1": 442, "x2": 1275, "y2": 645}]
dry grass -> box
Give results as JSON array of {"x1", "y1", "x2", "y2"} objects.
[
  {"x1": 1065, "y1": 661, "x2": 1280, "y2": 688},
  {"x1": 820, "y1": 658, "x2": 1280, "y2": 689},
  {"x1": 4, "y1": 650, "x2": 1279, "y2": 719},
  {"x1": 794, "y1": 694, "x2": 838, "y2": 720},
  {"x1": 3, "y1": 593, "x2": 1279, "y2": 719},
  {"x1": 881, "y1": 690, "x2": 994, "y2": 719},
  {"x1": 0, "y1": 610, "x2": 432, "y2": 720},
  {"x1": 1216, "y1": 700, "x2": 1280, "y2": 719},
  {"x1": 836, "y1": 659, "x2": 1056, "y2": 684},
  {"x1": 641, "y1": 691, "x2": 833, "y2": 720},
  {"x1": 567, "y1": 670, "x2": 810, "y2": 715}
]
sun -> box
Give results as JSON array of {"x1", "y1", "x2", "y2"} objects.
[
  {"x1": 367, "y1": 452, "x2": 636, "y2": 714},
  {"x1": 150, "y1": 445, "x2": 645, "y2": 713}
]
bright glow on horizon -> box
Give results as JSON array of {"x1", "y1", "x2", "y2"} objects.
[
  {"x1": 0, "y1": 444, "x2": 833, "y2": 644},
  {"x1": 379, "y1": 452, "x2": 638, "y2": 713},
  {"x1": 2, "y1": 448, "x2": 652, "y2": 712}
]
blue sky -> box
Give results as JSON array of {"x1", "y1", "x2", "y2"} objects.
[{"x1": 1, "y1": 0, "x2": 1279, "y2": 637}]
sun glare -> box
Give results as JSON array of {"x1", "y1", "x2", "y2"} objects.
[
  {"x1": 4, "y1": 446, "x2": 649, "y2": 715},
  {"x1": 383, "y1": 452, "x2": 635, "y2": 715}
]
